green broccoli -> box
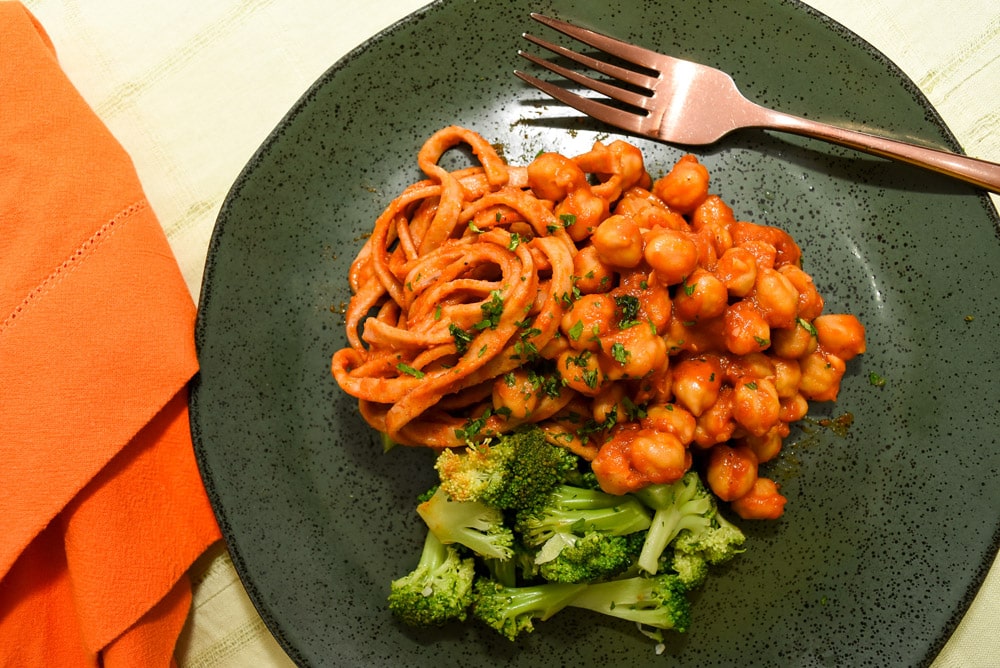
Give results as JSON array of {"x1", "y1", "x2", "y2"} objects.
[
  {"x1": 537, "y1": 531, "x2": 645, "y2": 584},
  {"x1": 471, "y1": 578, "x2": 586, "y2": 640},
  {"x1": 567, "y1": 574, "x2": 691, "y2": 633},
  {"x1": 435, "y1": 427, "x2": 578, "y2": 515},
  {"x1": 631, "y1": 471, "x2": 743, "y2": 575},
  {"x1": 667, "y1": 550, "x2": 709, "y2": 589},
  {"x1": 482, "y1": 540, "x2": 540, "y2": 588},
  {"x1": 663, "y1": 509, "x2": 745, "y2": 587},
  {"x1": 416, "y1": 487, "x2": 514, "y2": 560},
  {"x1": 387, "y1": 530, "x2": 475, "y2": 627},
  {"x1": 672, "y1": 510, "x2": 746, "y2": 565},
  {"x1": 516, "y1": 484, "x2": 652, "y2": 560}
]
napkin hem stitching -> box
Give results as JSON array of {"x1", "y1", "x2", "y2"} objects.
[{"x1": 0, "y1": 199, "x2": 148, "y2": 334}]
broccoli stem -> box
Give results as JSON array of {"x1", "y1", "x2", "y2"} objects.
[
  {"x1": 567, "y1": 575, "x2": 691, "y2": 632},
  {"x1": 632, "y1": 477, "x2": 714, "y2": 574}
]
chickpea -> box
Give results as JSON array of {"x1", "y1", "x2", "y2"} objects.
[
  {"x1": 642, "y1": 404, "x2": 697, "y2": 445},
  {"x1": 651, "y1": 154, "x2": 710, "y2": 214},
  {"x1": 591, "y1": 383, "x2": 626, "y2": 426},
  {"x1": 538, "y1": 333, "x2": 571, "y2": 359},
  {"x1": 731, "y1": 477, "x2": 787, "y2": 520},
  {"x1": 744, "y1": 423, "x2": 789, "y2": 463},
  {"x1": 592, "y1": 214, "x2": 644, "y2": 268},
  {"x1": 725, "y1": 351, "x2": 775, "y2": 383},
  {"x1": 739, "y1": 239, "x2": 777, "y2": 271},
  {"x1": 798, "y1": 349, "x2": 846, "y2": 402},
  {"x1": 671, "y1": 356, "x2": 724, "y2": 417},
  {"x1": 732, "y1": 376, "x2": 781, "y2": 437},
  {"x1": 557, "y1": 348, "x2": 606, "y2": 397},
  {"x1": 692, "y1": 386, "x2": 736, "y2": 448},
  {"x1": 672, "y1": 269, "x2": 729, "y2": 323},
  {"x1": 492, "y1": 369, "x2": 543, "y2": 420},
  {"x1": 779, "y1": 393, "x2": 809, "y2": 423},
  {"x1": 696, "y1": 220, "x2": 734, "y2": 259},
  {"x1": 751, "y1": 267, "x2": 800, "y2": 329},
  {"x1": 813, "y1": 314, "x2": 867, "y2": 361},
  {"x1": 629, "y1": 429, "x2": 690, "y2": 485},
  {"x1": 572, "y1": 245, "x2": 614, "y2": 294},
  {"x1": 591, "y1": 435, "x2": 643, "y2": 495},
  {"x1": 705, "y1": 443, "x2": 758, "y2": 502},
  {"x1": 729, "y1": 220, "x2": 802, "y2": 267},
  {"x1": 527, "y1": 152, "x2": 587, "y2": 201},
  {"x1": 723, "y1": 300, "x2": 771, "y2": 356},
  {"x1": 778, "y1": 264, "x2": 824, "y2": 321},
  {"x1": 714, "y1": 247, "x2": 758, "y2": 298},
  {"x1": 614, "y1": 276, "x2": 673, "y2": 334},
  {"x1": 690, "y1": 193, "x2": 737, "y2": 230},
  {"x1": 643, "y1": 227, "x2": 699, "y2": 286},
  {"x1": 770, "y1": 320, "x2": 819, "y2": 359},
  {"x1": 771, "y1": 357, "x2": 802, "y2": 398},
  {"x1": 555, "y1": 187, "x2": 609, "y2": 241},
  {"x1": 560, "y1": 293, "x2": 615, "y2": 351},
  {"x1": 599, "y1": 325, "x2": 668, "y2": 381},
  {"x1": 616, "y1": 188, "x2": 688, "y2": 231},
  {"x1": 663, "y1": 314, "x2": 728, "y2": 356},
  {"x1": 633, "y1": 365, "x2": 674, "y2": 406},
  {"x1": 597, "y1": 140, "x2": 651, "y2": 195}
]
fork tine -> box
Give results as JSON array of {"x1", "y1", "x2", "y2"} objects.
[
  {"x1": 513, "y1": 70, "x2": 647, "y2": 135},
  {"x1": 518, "y1": 50, "x2": 653, "y2": 112},
  {"x1": 529, "y1": 13, "x2": 666, "y2": 72},
  {"x1": 521, "y1": 33, "x2": 658, "y2": 91}
]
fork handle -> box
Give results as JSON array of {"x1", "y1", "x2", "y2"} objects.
[{"x1": 756, "y1": 107, "x2": 1000, "y2": 193}]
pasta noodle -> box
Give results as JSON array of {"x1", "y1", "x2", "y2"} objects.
[{"x1": 331, "y1": 126, "x2": 865, "y2": 518}]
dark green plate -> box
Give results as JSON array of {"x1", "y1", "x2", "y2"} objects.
[{"x1": 190, "y1": 0, "x2": 1000, "y2": 666}]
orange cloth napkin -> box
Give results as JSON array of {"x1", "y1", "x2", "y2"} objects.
[{"x1": 0, "y1": 2, "x2": 222, "y2": 665}]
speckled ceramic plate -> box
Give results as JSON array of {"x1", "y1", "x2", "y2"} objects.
[{"x1": 190, "y1": 1, "x2": 1000, "y2": 666}]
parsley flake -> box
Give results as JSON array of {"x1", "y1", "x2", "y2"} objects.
[{"x1": 396, "y1": 363, "x2": 424, "y2": 379}]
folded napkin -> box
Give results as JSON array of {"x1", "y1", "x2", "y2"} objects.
[{"x1": 0, "y1": 2, "x2": 221, "y2": 665}]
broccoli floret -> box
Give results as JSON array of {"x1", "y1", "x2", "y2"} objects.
[
  {"x1": 417, "y1": 487, "x2": 514, "y2": 560},
  {"x1": 668, "y1": 551, "x2": 709, "y2": 589},
  {"x1": 435, "y1": 427, "x2": 578, "y2": 514},
  {"x1": 567, "y1": 574, "x2": 691, "y2": 633},
  {"x1": 663, "y1": 508, "x2": 745, "y2": 588},
  {"x1": 387, "y1": 530, "x2": 475, "y2": 627},
  {"x1": 631, "y1": 472, "x2": 723, "y2": 574},
  {"x1": 672, "y1": 510, "x2": 746, "y2": 566},
  {"x1": 471, "y1": 578, "x2": 586, "y2": 640},
  {"x1": 516, "y1": 484, "x2": 652, "y2": 561},
  {"x1": 538, "y1": 531, "x2": 645, "y2": 584},
  {"x1": 483, "y1": 540, "x2": 539, "y2": 588}
]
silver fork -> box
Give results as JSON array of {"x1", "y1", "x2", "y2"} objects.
[{"x1": 515, "y1": 13, "x2": 1000, "y2": 193}]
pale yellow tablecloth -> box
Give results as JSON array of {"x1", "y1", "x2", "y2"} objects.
[{"x1": 23, "y1": 0, "x2": 998, "y2": 665}]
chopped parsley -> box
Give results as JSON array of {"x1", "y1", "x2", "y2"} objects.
[
  {"x1": 449, "y1": 324, "x2": 474, "y2": 354},
  {"x1": 610, "y1": 342, "x2": 631, "y2": 364},
  {"x1": 622, "y1": 396, "x2": 647, "y2": 421},
  {"x1": 568, "y1": 320, "x2": 584, "y2": 341},
  {"x1": 396, "y1": 363, "x2": 424, "y2": 379},
  {"x1": 614, "y1": 294, "x2": 642, "y2": 329},
  {"x1": 454, "y1": 410, "x2": 492, "y2": 441},
  {"x1": 473, "y1": 290, "x2": 504, "y2": 330}
]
